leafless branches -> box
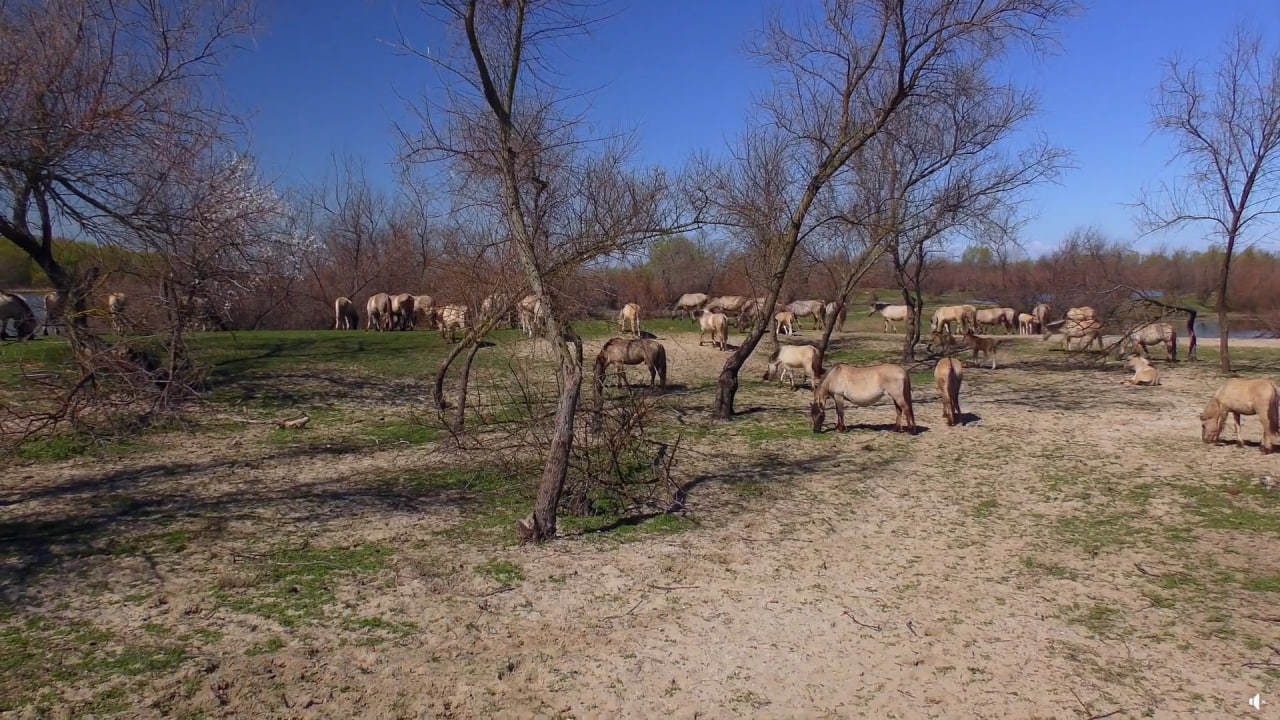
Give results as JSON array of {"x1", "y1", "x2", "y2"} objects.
[{"x1": 1138, "y1": 26, "x2": 1280, "y2": 372}]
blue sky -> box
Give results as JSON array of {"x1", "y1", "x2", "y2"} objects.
[{"x1": 222, "y1": 0, "x2": 1280, "y2": 258}]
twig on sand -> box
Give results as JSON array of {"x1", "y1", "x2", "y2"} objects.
[
  {"x1": 842, "y1": 610, "x2": 882, "y2": 631},
  {"x1": 480, "y1": 585, "x2": 516, "y2": 598},
  {"x1": 600, "y1": 596, "x2": 645, "y2": 621},
  {"x1": 649, "y1": 584, "x2": 699, "y2": 591},
  {"x1": 1087, "y1": 711, "x2": 1124, "y2": 720}
]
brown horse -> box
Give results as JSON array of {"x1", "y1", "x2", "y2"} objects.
[
  {"x1": 810, "y1": 363, "x2": 915, "y2": 434},
  {"x1": 594, "y1": 337, "x2": 667, "y2": 389}
]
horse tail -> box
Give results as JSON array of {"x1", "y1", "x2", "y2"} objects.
[
  {"x1": 811, "y1": 348, "x2": 825, "y2": 382},
  {"x1": 1170, "y1": 328, "x2": 1178, "y2": 362},
  {"x1": 900, "y1": 369, "x2": 916, "y2": 432},
  {"x1": 592, "y1": 350, "x2": 609, "y2": 392},
  {"x1": 654, "y1": 345, "x2": 667, "y2": 388}
]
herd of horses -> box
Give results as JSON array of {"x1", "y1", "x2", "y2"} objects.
[
  {"x1": 2, "y1": 284, "x2": 1273, "y2": 455},
  {"x1": 0, "y1": 288, "x2": 219, "y2": 339}
]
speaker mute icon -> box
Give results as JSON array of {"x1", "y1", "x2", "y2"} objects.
[{"x1": 1251, "y1": 693, "x2": 1264, "y2": 710}]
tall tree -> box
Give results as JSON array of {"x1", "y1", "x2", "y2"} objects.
[
  {"x1": 704, "y1": 0, "x2": 1077, "y2": 419},
  {"x1": 0, "y1": 0, "x2": 256, "y2": 340},
  {"x1": 402, "y1": 0, "x2": 694, "y2": 543},
  {"x1": 1140, "y1": 27, "x2": 1280, "y2": 373}
]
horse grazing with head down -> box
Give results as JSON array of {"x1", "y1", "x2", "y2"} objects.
[
  {"x1": 1200, "y1": 378, "x2": 1279, "y2": 454},
  {"x1": 594, "y1": 337, "x2": 667, "y2": 389},
  {"x1": 763, "y1": 344, "x2": 824, "y2": 390},
  {"x1": 810, "y1": 363, "x2": 915, "y2": 434}
]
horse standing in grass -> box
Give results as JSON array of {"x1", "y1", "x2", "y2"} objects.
[
  {"x1": 333, "y1": 297, "x2": 359, "y2": 330},
  {"x1": 618, "y1": 303, "x2": 641, "y2": 335},
  {"x1": 935, "y1": 357, "x2": 964, "y2": 426},
  {"x1": 594, "y1": 337, "x2": 667, "y2": 389},
  {"x1": 810, "y1": 363, "x2": 915, "y2": 434}
]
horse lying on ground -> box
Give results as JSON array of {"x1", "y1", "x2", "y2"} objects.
[{"x1": 1122, "y1": 355, "x2": 1160, "y2": 386}]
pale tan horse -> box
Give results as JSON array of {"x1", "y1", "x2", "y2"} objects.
[
  {"x1": 1200, "y1": 378, "x2": 1279, "y2": 454},
  {"x1": 810, "y1": 363, "x2": 916, "y2": 434},
  {"x1": 1043, "y1": 306, "x2": 1102, "y2": 351},
  {"x1": 785, "y1": 299, "x2": 827, "y2": 330},
  {"x1": 0, "y1": 291, "x2": 38, "y2": 340},
  {"x1": 517, "y1": 294, "x2": 545, "y2": 337},
  {"x1": 931, "y1": 304, "x2": 976, "y2": 335},
  {"x1": 1122, "y1": 322, "x2": 1176, "y2": 361},
  {"x1": 869, "y1": 302, "x2": 911, "y2": 332},
  {"x1": 365, "y1": 293, "x2": 392, "y2": 332},
  {"x1": 773, "y1": 310, "x2": 795, "y2": 336},
  {"x1": 697, "y1": 310, "x2": 729, "y2": 350},
  {"x1": 1122, "y1": 355, "x2": 1160, "y2": 386},
  {"x1": 763, "y1": 344, "x2": 824, "y2": 390},
  {"x1": 107, "y1": 292, "x2": 128, "y2": 335},
  {"x1": 436, "y1": 304, "x2": 470, "y2": 343},
  {"x1": 1032, "y1": 303, "x2": 1051, "y2": 334},
  {"x1": 738, "y1": 296, "x2": 775, "y2": 329},
  {"x1": 974, "y1": 307, "x2": 1013, "y2": 334},
  {"x1": 333, "y1": 296, "x2": 359, "y2": 330},
  {"x1": 412, "y1": 294, "x2": 436, "y2": 329},
  {"x1": 42, "y1": 291, "x2": 64, "y2": 335},
  {"x1": 390, "y1": 293, "x2": 416, "y2": 330},
  {"x1": 1017, "y1": 312, "x2": 1036, "y2": 335},
  {"x1": 672, "y1": 293, "x2": 708, "y2": 320},
  {"x1": 934, "y1": 357, "x2": 964, "y2": 426},
  {"x1": 594, "y1": 337, "x2": 667, "y2": 389},
  {"x1": 824, "y1": 301, "x2": 847, "y2": 332},
  {"x1": 618, "y1": 302, "x2": 641, "y2": 335}
]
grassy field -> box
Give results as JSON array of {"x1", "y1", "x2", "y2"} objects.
[{"x1": 2, "y1": 311, "x2": 1280, "y2": 718}]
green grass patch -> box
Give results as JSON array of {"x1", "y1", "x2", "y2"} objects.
[
  {"x1": 244, "y1": 637, "x2": 286, "y2": 656},
  {"x1": 1054, "y1": 512, "x2": 1148, "y2": 556},
  {"x1": 1060, "y1": 601, "x2": 1123, "y2": 637},
  {"x1": 971, "y1": 497, "x2": 999, "y2": 518},
  {"x1": 560, "y1": 511, "x2": 694, "y2": 541},
  {"x1": 1178, "y1": 483, "x2": 1280, "y2": 535},
  {"x1": 475, "y1": 560, "x2": 524, "y2": 586},
  {"x1": 212, "y1": 543, "x2": 392, "y2": 628},
  {"x1": 0, "y1": 616, "x2": 186, "y2": 712},
  {"x1": 15, "y1": 432, "x2": 157, "y2": 463}
]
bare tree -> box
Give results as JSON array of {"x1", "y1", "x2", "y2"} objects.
[
  {"x1": 400, "y1": 0, "x2": 695, "y2": 543},
  {"x1": 863, "y1": 88, "x2": 1066, "y2": 362},
  {"x1": 703, "y1": 0, "x2": 1077, "y2": 419},
  {"x1": 0, "y1": 0, "x2": 256, "y2": 346},
  {"x1": 1140, "y1": 27, "x2": 1280, "y2": 373}
]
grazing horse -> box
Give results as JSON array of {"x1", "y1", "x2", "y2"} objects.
[
  {"x1": 931, "y1": 304, "x2": 976, "y2": 335},
  {"x1": 0, "y1": 291, "x2": 38, "y2": 340},
  {"x1": 763, "y1": 344, "x2": 824, "y2": 390},
  {"x1": 1123, "y1": 355, "x2": 1161, "y2": 386},
  {"x1": 868, "y1": 302, "x2": 912, "y2": 333},
  {"x1": 697, "y1": 310, "x2": 729, "y2": 350},
  {"x1": 704, "y1": 295, "x2": 750, "y2": 318},
  {"x1": 390, "y1": 293, "x2": 416, "y2": 330},
  {"x1": 672, "y1": 293, "x2": 708, "y2": 320},
  {"x1": 935, "y1": 357, "x2": 964, "y2": 426},
  {"x1": 824, "y1": 301, "x2": 847, "y2": 332},
  {"x1": 1043, "y1": 306, "x2": 1103, "y2": 351},
  {"x1": 974, "y1": 307, "x2": 1014, "y2": 334},
  {"x1": 810, "y1": 363, "x2": 915, "y2": 434},
  {"x1": 333, "y1": 296, "x2": 359, "y2": 330},
  {"x1": 594, "y1": 337, "x2": 667, "y2": 389},
  {"x1": 738, "y1": 297, "x2": 774, "y2": 330},
  {"x1": 366, "y1": 293, "x2": 392, "y2": 332},
  {"x1": 1032, "y1": 303, "x2": 1051, "y2": 334},
  {"x1": 436, "y1": 304, "x2": 470, "y2": 343},
  {"x1": 1200, "y1": 378, "x2": 1279, "y2": 454},
  {"x1": 786, "y1": 300, "x2": 827, "y2": 330},
  {"x1": 107, "y1": 292, "x2": 128, "y2": 335},
  {"x1": 517, "y1": 294, "x2": 545, "y2": 337},
  {"x1": 413, "y1": 295, "x2": 436, "y2": 329},
  {"x1": 774, "y1": 310, "x2": 795, "y2": 336},
  {"x1": 618, "y1": 302, "x2": 641, "y2": 335},
  {"x1": 1122, "y1": 322, "x2": 1177, "y2": 361},
  {"x1": 42, "y1": 291, "x2": 64, "y2": 336}
]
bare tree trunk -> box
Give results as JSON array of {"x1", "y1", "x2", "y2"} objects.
[
  {"x1": 712, "y1": 259, "x2": 795, "y2": 419},
  {"x1": 451, "y1": 340, "x2": 483, "y2": 432},
  {"x1": 433, "y1": 337, "x2": 473, "y2": 410},
  {"x1": 522, "y1": 326, "x2": 583, "y2": 543},
  {"x1": 1217, "y1": 237, "x2": 1235, "y2": 372}
]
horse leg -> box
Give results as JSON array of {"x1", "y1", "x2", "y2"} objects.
[
  {"x1": 1233, "y1": 413, "x2": 1244, "y2": 448},
  {"x1": 833, "y1": 396, "x2": 846, "y2": 432}
]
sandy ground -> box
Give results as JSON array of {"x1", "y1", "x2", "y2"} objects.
[{"x1": 4, "y1": 328, "x2": 1280, "y2": 719}]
